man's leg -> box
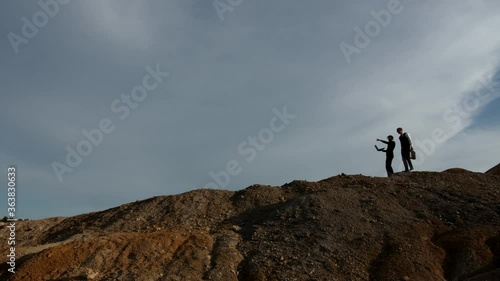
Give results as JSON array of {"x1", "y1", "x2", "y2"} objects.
[
  {"x1": 402, "y1": 158, "x2": 409, "y2": 171},
  {"x1": 401, "y1": 151, "x2": 409, "y2": 171},
  {"x1": 402, "y1": 150, "x2": 412, "y2": 172},
  {"x1": 386, "y1": 157, "x2": 394, "y2": 177},
  {"x1": 408, "y1": 158, "x2": 414, "y2": 170},
  {"x1": 403, "y1": 151, "x2": 414, "y2": 170}
]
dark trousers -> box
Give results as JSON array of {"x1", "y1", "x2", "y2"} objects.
[
  {"x1": 402, "y1": 150, "x2": 413, "y2": 171},
  {"x1": 386, "y1": 155, "x2": 394, "y2": 177}
]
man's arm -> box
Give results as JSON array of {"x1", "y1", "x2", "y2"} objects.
[{"x1": 405, "y1": 133, "x2": 413, "y2": 148}]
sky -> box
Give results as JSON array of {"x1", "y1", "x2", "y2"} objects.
[{"x1": 0, "y1": 0, "x2": 499, "y2": 219}]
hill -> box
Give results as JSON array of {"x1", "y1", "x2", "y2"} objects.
[
  {"x1": 1, "y1": 170, "x2": 499, "y2": 281},
  {"x1": 486, "y1": 163, "x2": 500, "y2": 176}
]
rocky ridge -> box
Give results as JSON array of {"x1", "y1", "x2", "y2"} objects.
[{"x1": 0, "y1": 167, "x2": 499, "y2": 281}]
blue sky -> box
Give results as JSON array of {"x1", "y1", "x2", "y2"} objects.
[{"x1": 1, "y1": 0, "x2": 499, "y2": 219}]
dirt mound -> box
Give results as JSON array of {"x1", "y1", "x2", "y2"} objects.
[
  {"x1": 486, "y1": 163, "x2": 500, "y2": 176},
  {"x1": 1, "y1": 172, "x2": 499, "y2": 281},
  {"x1": 442, "y1": 168, "x2": 474, "y2": 174}
]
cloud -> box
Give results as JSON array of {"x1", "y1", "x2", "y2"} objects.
[
  {"x1": 424, "y1": 127, "x2": 500, "y2": 173},
  {"x1": 76, "y1": 1, "x2": 155, "y2": 50},
  {"x1": 5, "y1": 97, "x2": 91, "y2": 146}
]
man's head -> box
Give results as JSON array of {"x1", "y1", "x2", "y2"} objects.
[
  {"x1": 397, "y1": 128, "x2": 403, "y2": 135},
  {"x1": 387, "y1": 135, "x2": 394, "y2": 141}
]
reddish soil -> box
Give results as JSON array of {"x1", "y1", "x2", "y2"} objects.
[{"x1": 1, "y1": 166, "x2": 499, "y2": 281}]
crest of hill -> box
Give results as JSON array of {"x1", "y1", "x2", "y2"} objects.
[
  {"x1": 1, "y1": 170, "x2": 499, "y2": 281},
  {"x1": 441, "y1": 167, "x2": 474, "y2": 174},
  {"x1": 486, "y1": 163, "x2": 500, "y2": 176}
]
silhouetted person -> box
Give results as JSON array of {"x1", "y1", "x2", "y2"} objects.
[
  {"x1": 397, "y1": 127, "x2": 414, "y2": 172},
  {"x1": 375, "y1": 135, "x2": 395, "y2": 177}
]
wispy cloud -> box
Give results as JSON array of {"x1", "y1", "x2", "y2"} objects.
[{"x1": 76, "y1": 1, "x2": 155, "y2": 49}]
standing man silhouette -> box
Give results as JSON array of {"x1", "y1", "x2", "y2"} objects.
[
  {"x1": 397, "y1": 127, "x2": 414, "y2": 172},
  {"x1": 375, "y1": 135, "x2": 396, "y2": 177}
]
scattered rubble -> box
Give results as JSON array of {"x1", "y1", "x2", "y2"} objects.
[{"x1": 1, "y1": 166, "x2": 499, "y2": 280}]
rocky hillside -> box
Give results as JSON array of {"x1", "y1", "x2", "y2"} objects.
[
  {"x1": 1, "y1": 167, "x2": 499, "y2": 281},
  {"x1": 486, "y1": 163, "x2": 500, "y2": 176}
]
